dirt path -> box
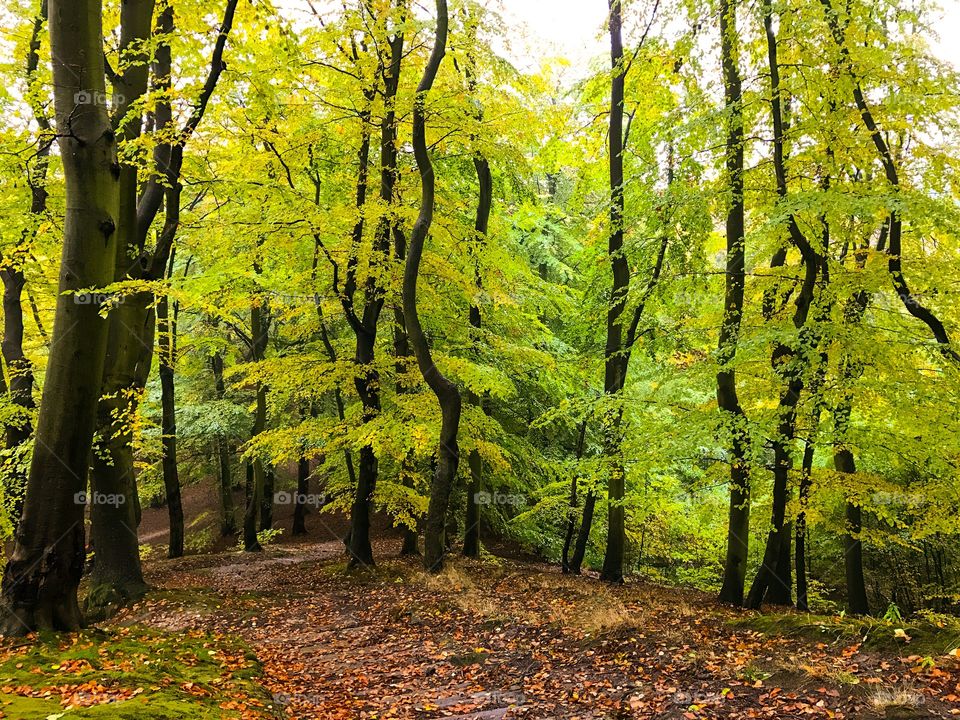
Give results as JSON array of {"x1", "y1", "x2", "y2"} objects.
[{"x1": 114, "y1": 538, "x2": 960, "y2": 719}]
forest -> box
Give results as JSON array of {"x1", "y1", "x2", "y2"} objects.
[{"x1": 0, "y1": 0, "x2": 958, "y2": 716}]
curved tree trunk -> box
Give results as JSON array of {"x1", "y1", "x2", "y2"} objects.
[
  {"x1": 402, "y1": 0, "x2": 456, "y2": 573},
  {"x1": 715, "y1": 0, "x2": 751, "y2": 607},
  {"x1": 0, "y1": 0, "x2": 119, "y2": 635}
]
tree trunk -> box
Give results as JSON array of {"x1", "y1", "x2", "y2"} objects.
[
  {"x1": 243, "y1": 298, "x2": 269, "y2": 553},
  {"x1": 795, "y1": 439, "x2": 814, "y2": 611},
  {"x1": 212, "y1": 352, "x2": 237, "y2": 535},
  {"x1": 260, "y1": 467, "x2": 274, "y2": 531},
  {"x1": 599, "y1": 0, "x2": 629, "y2": 585},
  {"x1": 715, "y1": 0, "x2": 751, "y2": 607},
  {"x1": 85, "y1": 0, "x2": 155, "y2": 611},
  {"x1": 293, "y1": 456, "x2": 309, "y2": 536},
  {"x1": 0, "y1": 0, "x2": 119, "y2": 635},
  {"x1": 835, "y1": 404, "x2": 870, "y2": 615},
  {"x1": 156, "y1": 244, "x2": 183, "y2": 559},
  {"x1": 562, "y1": 421, "x2": 587, "y2": 573},
  {"x1": 345, "y1": 4, "x2": 407, "y2": 568},
  {"x1": 462, "y1": 56, "x2": 493, "y2": 559},
  {"x1": 570, "y1": 491, "x2": 596, "y2": 575},
  {"x1": 403, "y1": 0, "x2": 456, "y2": 573}
]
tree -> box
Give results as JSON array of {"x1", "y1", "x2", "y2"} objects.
[
  {"x1": 403, "y1": 0, "x2": 457, "y2": 572},
  {"x1": 715, "y1": 0, "x2": 751, "y2": 607},
  {"x1": 0, "y1": 0, "x2": 120, "y2": 634}
]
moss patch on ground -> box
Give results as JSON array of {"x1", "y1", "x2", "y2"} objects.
[
  {"x1": 0, "y1": 626, "x2": 279, "y2": 719},
  {"x1": 731, "y1": 610, "x2": 960, "y2": 658}
]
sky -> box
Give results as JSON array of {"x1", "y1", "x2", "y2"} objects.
[{"x1": 499, "y1": 0, "x2": 960, "y2": 71}]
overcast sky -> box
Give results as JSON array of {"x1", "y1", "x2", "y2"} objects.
[{"x1": 499, "y1": 0, "x2": 960, "y2": 71}]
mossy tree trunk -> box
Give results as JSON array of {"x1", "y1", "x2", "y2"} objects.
[
  {"x1": 0, "y1": 0, "x2": 119, "y2": 635},
  {"x1": 87, "y1": 0, "x2": 155, "y2": 608}
]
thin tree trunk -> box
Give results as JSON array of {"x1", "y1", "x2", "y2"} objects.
[
  {"x1": 795, "y1": 438, "x2": 815, "y2": 611},
  {"x1": 835, "y1": 400, "x2": 870, "y2": 615},
  {"x1": 243, "y1": 295, "x2": 270, "y2": 553},
  {"x1": 570, "y1": 491, "x2": 596, "y2": 575},
  {"x1": 157, "y1": 242, "x2": 184, "y2": 559},
  {"x1": 403, "y1": 0, "x2": 456, "y2": 573},
  {"x1": 715, "y1": 0, "x2": 751, "y2": 607},
  {"x1": 0, "y1": 0, "x2": 119, "y2": 634},
  {"x1": 344, "y1": 3, "x2": 407, "y2": 568},
  {"x1": 462, "y1": 51, "x2": 493, "y2": 559},
  {"x1": 599, "y1": 0, "x2": 629, "y2": 585},
  {"x1": 293, "y1": 456, "x2": 309, "y2": 536},
  {"x1": 561, "y1": 421, "x2": 587, "y2": 573},
  {"x1": 821, "y1": 0, "x2": 959, "y2": 364},
  {"x1": 260, "y1": 467, "x2": 274, "y2": 531},
  {"x1": 212, "y1": 352, "x2": 237, "y2": 535}
]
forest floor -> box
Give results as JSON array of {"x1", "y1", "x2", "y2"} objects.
[
  {"x1": 112, "y1": 534, "x2": 960, "y2": 719},
  {"x1": 1, "y1": 531, "x2": 959, "y2": 719}
]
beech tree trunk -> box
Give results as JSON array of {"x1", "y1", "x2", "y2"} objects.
[
  {"x1": 570, "y1": 491, "x2": 596, "y2": 575},
  {"x1": 157, "y1": 243, "x2": 184, "y2": 559},
  {"x1": 599, "y1": 0, "x2": 629, "y2": 585},
  {"x1": 462, "y1": 59, "x2": 493, "y2": 559},
  {"x1": 0, "y1": 0, "x2": 119, "y2": 635},
  {"x1": 715, "y1": 0, "x2": 751, "y2": 607},
  {"x1": 293, "y1": 456, "x2": 309, "y2": 536},
  {"x1": 403, "y1": 0, "x2": 456, "y2": 573},
  {"x1": 212, "y1": 352, "x2": 237, "y2": 535},
  {"x1": 87, "y1": 0, "x2": 155, "y2": 606},
  {"x1": 343, "y1": 2, "x2": 407, "y2": 568},
  {"x1": 561, "y1": 421, "x2": 587, "y2": 573},
  {"x1": 243, "y1": 298, "x2": 270, "y2": 553}
]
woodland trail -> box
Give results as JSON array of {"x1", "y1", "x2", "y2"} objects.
[{"x1": 111, "y1": 537, "x2": 960, "y2": 719}]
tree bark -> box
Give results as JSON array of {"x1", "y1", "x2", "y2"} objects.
[
  {"x1": 561, "y1": 421, "x2": 587, "y2": 573},
  {"x1": 243, "y1": 297, "x2": 270, "y2": 553},
  {"x1": 260, "y1": 467, "x2": 274, "y2": 531},
  {"x1": 87, "y1": 0, "x2": 155, "y2": 606},
  {"x1": 293, "y1": 456, "x2": 309, "y2": 536},
  {"x1": 212, "y1": 352, "x2": 237, "y2": 535},
  {"x1": 599, "y1": 0, "x2": 629, "y2": 585},
  {"x1": 157, "y1": 243, "x2": 184, "y2": 559},
  {"x1": 1, "y1": 0, "x2": 119, "y2": 635},
  {"x1": 462, "y1": 53, "x2": 492, "y2": 560},
  {"x1": 403, "y1": 0, "x2": 456, "y2": 573},
  {"x1": 343, "y1": 2, "x2": 407, "y2": 568},
  {"x1": 570, "y1": 491, "x2": 596, "y2": 575},
  {"x1": 716, "y1": 0, "x2": 751, "y2": 607}
]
